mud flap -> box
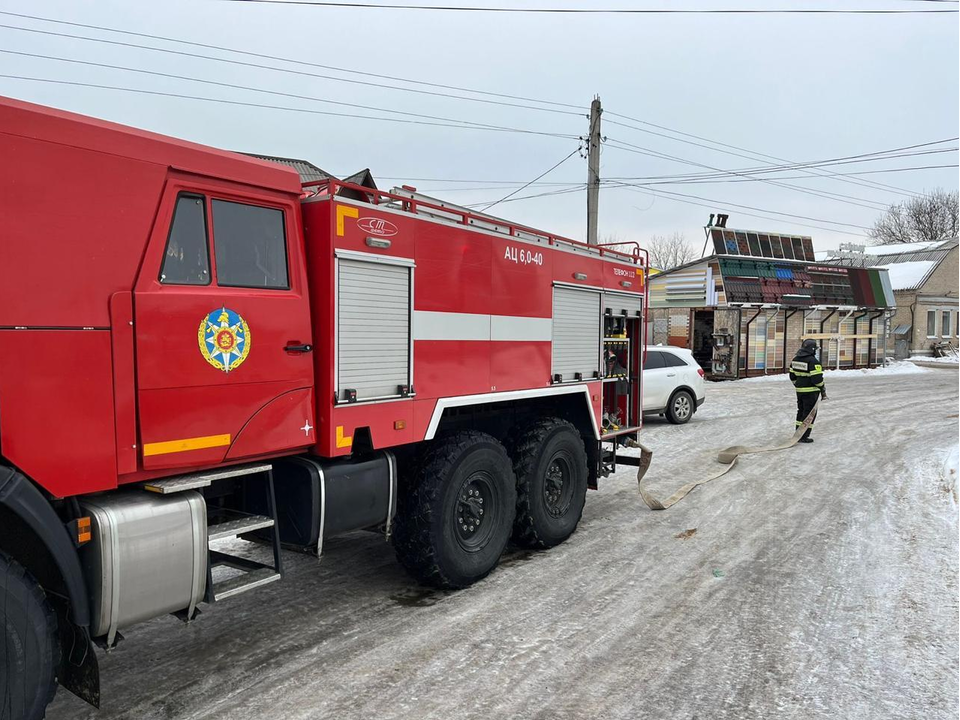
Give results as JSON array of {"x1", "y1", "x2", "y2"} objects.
[{"x1": 57, "y1": 608, "x2": 100, "y2": 708}]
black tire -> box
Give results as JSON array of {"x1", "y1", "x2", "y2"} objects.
[
  {"x1": 511, "y1": 418, "x2": 589, "y2": 549},
  {"x1": 393, "y1": 431, "x2": 516, "y2": 589},
  {"x1": 1, "y1": 551, "x2": 60, "y2": 720},
  {"x1": 666, "y1": 390, "x2": 695, "y2": 425}
]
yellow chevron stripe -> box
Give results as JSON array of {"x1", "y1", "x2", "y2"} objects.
[
  {"x1": 143, "y1": 433, "x2": 231, "y2": 457},
  {"x1": 336, "y1": 205, "x2": 359, "y2": 236}
]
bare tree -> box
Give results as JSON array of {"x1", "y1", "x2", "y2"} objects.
[
  {"x1": 645, "y1": 232, "x2": 696, "y2": 269},
  {"x1": 869, "y1": 188, "x2": 959, "y2": 245}
]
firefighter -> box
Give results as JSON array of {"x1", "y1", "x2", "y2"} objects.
[{"x1": 789, "y1": 338, "x2": 827, "y2": 444}]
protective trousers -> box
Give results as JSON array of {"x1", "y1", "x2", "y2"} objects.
[{"x1": 795, "y1": 391, "x2": 819, "y2": 440}]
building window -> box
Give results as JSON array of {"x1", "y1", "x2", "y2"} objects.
[
  {"x1": 943, "y1": 311, "x2": 952, "y2": 338},
  {"x1": 926, "y1": 310, "x2": 937, "y2": 337}
]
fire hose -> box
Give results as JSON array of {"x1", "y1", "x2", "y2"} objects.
[{"x1": 626, "y1": 395, "x2": 822, "y2": 511}]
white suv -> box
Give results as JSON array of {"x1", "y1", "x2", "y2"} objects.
[{"x1": 642, "y1": 346, "x2": 706, "y2": 424}]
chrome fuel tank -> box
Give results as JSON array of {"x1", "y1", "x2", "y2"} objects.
[{"x1": 79, "y1": 490, "x2": 207, "y2": 644}]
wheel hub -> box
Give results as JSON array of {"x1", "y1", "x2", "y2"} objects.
[
  {"x1": 543, "y1": 456, "x2": 573, "y2": 517},
  {"x1": 455, "y1": 473, "x2": 495, "y2": 551}
]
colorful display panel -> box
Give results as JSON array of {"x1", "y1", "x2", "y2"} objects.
[
  {"x1": 711, "y1": 226, "x2": 816, "y2": 261},
  {"x1": 717, "y1": 259, "x2": 892, "y2": 308}
]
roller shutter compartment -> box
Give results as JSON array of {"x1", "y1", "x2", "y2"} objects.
[
  {"x1": 337, "y1": 258, "x2": 411, "y2": 401},
  {"x1": 603, "y1": 290, "x2": 643, "y2": 318},
  {"x1": 552, "y1": 286, "x2": 601, "y2": 381}
]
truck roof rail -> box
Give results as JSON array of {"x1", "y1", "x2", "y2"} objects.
[{"x1": 302, "y1": 178, "x2": 646, "y2": 266}]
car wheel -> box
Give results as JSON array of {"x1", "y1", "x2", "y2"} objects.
[{"x1": 666, "y1": 390, "x2": 694, "y2": 424}]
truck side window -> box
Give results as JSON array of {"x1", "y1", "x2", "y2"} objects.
[
  {"x1": 160, "y1": 194, "x2": 210, "y2": 285},
  {"x1": 212, "y1": 200, "x2": 289, "y2": 289}
]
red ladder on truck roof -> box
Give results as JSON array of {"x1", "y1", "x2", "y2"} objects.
[{"x1": 303, "y1": 179, "x2": 648, "y2": 268}]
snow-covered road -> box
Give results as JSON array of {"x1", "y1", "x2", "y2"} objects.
[{"x1": 48, "y1": 369, "x2": 959, "y2": 720}]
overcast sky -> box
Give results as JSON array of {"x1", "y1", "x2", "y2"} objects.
[{"x1": 1, "y1": 0, "x2": 957, "y2": 253}]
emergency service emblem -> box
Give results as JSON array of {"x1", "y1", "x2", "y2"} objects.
[{"x1": 198, "y1": 307, "x2": 251, "y2": 373}]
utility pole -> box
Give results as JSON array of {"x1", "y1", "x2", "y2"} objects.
[{"x1": 586, "y1": 95, "x2": 602, "y2": 245}]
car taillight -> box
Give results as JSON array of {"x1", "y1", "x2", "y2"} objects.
[{"x1": 697, "y1": 367, "x2": 704, "y2": 378}]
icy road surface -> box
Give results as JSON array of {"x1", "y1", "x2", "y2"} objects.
[{"x1": 48, "y1": 369, "x2": 959, "y2": 720}]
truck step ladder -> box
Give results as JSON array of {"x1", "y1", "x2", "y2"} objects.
[{"x1": 142, "y1": 463, "x2": 284, "y2": 603}]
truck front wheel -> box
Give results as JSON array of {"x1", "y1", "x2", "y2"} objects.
[
  {"x1": 393, "y1": 431, "x2": 516, "y2": 589},
  {"x1": 1, "y1": 551, "x2": 60, "y2": 720},
  {"x1": 511, "y1": 419, "x2": 589, "y2": 549}
]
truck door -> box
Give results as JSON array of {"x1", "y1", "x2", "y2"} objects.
[{"x1": 134, "y1": 177, "x2": 315, "y2": 470}]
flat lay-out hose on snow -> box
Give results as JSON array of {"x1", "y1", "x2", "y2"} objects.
[{"x1": 628, "y1": 395, "x2": 822, "y2": 511}]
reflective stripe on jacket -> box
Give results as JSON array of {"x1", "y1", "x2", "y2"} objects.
[{"x1": 788, "y1": 347, "x2": 825, "y2": 394}]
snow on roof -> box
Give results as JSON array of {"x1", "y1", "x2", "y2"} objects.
[
  {"x1": 864, "y1": 241, "x2": 941, "y2": 256},
  {"x1": 883, "y1": 260, "x2": 938, "y2": 290}
]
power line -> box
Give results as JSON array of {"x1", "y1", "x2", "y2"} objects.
[
  {"x1": 603, "y1": 137, "x2": 893, "y2": 211},
  {"x1": 466, "y1": 182, "x2": 870, "y2": 237},
  {"x1": 0, "y1": 13, "x2": 584, "y2": 115},
  {"x1": 368, "y1": 163, "x2": 958, "y2": 186},
  {"x1": 605, "y1": 181, "x2": 873, "y2": 229},
  {"x1": 604, "y1": 137, "x2": 956, "y2": 210},
  {"x1": 617, "y1": 186, "x2": 871, "y2": 238},
  {"x1": 622, "y1": 162, "x2": 959, "y2": 186},
  {"x1": 478, "y1": 147, "x2": 581, "y2": 211},
  {"x1": 0, "y1": 48, "x2": 579, "y2": 137},
  {"x1": 466, "y1": 184, "x2": 587, "y2": 208},
  {"x1": 603, "y1": 110, "x2": 931, "y2": 198},
  {"x1": 606, "y1": 141, "x2": 958, "y2": 179},
  {"x1": 0, "y1": 74, "x2": 579, "y2": 138},
  {"x1": 605, "y1": 139, "x2": 958, "y2": 182},
  {"x1": 2, "y1": 9, "x2": 951, "y2": 231},
  {"x1": 2, "y1": 10, "x2": 949, "y2": 207},
  {"x1": 217, "y1": 1, "x2": 958, "y2": 13}
]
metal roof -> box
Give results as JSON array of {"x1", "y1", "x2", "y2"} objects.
[
  {"x1": 241, "y1": 154, "x2": 335, "y2": 183},
  {"x1": 820, "y1": 238, "x2": 957, "y2": 266},
  {"x1": 820, "y1": 237, "x2": 957, "y2": 291},
  {"x1": 240, "y1": 157, "x2": 382, "y2": 199}
]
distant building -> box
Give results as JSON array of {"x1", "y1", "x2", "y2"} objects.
[
  {"x1": 241, "y1": 154, "x2": 335, "y2": 183},
  {"x1": 819, "y1": 238, "x2": 958, "y2": 358},
  {"x1": 648, "y1": 223, "x2": 895, "y2": 378},
  {"x1": 241, "y1": 154, "x2": 378, "y2": 201}
]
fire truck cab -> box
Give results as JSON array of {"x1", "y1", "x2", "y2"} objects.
[{"x1": 0, "y1": 96, "x2": 646, "y2": 718}]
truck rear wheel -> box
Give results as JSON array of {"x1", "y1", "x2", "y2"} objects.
[
  {"x1": 1, "y1": 551, "x2": 60, "y2": 720},
  {"x1": 511, "y1": 419, "x2": 588, "y2": 549},
  {"x1": 393, "y1": 431, "x2": 516, "y2": 589}
]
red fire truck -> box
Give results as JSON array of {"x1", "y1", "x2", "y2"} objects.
[{"x1": 0, "y1": 96, "x2": 648, "y2": 718}]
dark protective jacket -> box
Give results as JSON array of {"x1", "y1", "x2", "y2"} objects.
[{"x1": 789, "y1": 346, "x2": 826, "y2": 394}]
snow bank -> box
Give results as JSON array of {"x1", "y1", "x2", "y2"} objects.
[
  {"x1": 883, "y1": 260, "x2": 937, "y2": 290},
  {"x1": 740, "y1": 361, "x2": 929, "y2": 383},
  {"x1": 909, "y1": 354, "x2": 959, "y2": 365}
]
